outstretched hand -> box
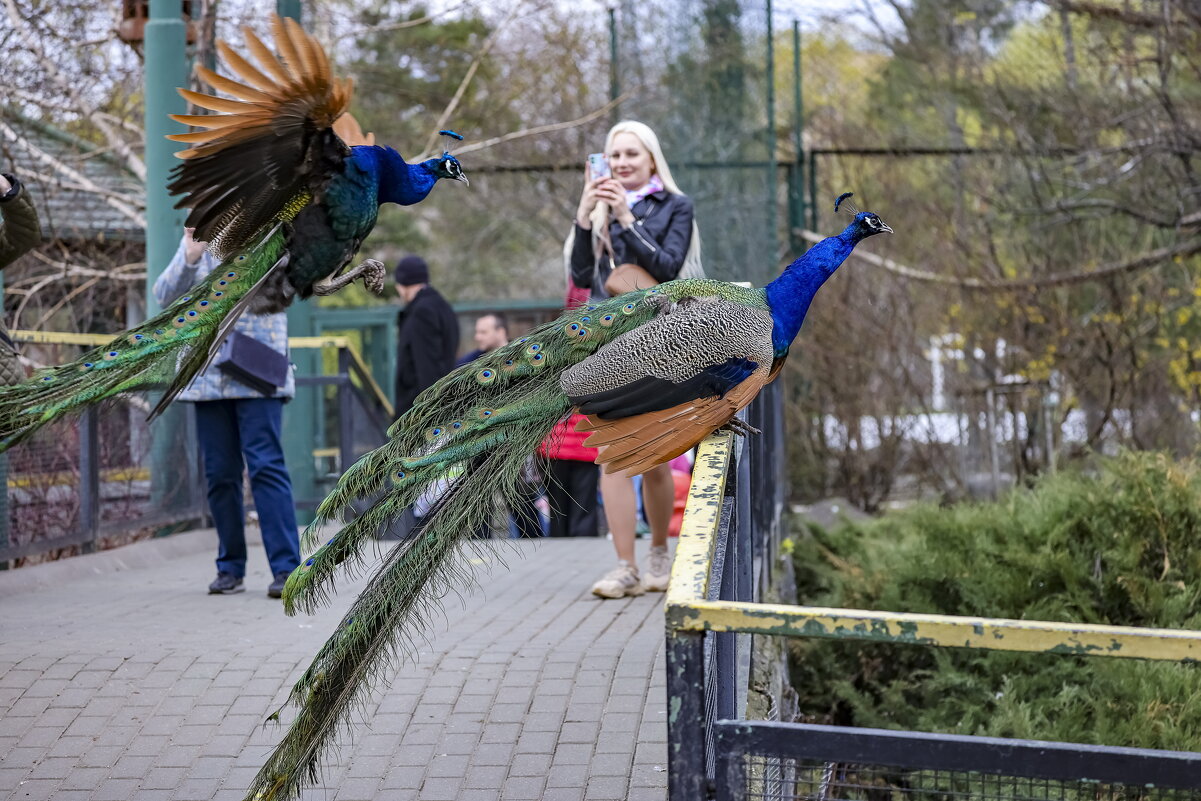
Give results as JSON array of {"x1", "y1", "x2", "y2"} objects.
[
  {"x1": 0, "y1": 174, "x2": 11, "y2": 196},
  {"x1": 182, "y1": 227, "x2": 208, "y2": 264}
]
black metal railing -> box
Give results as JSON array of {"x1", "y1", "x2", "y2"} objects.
[
  {"x1": 292, "y1": 344, "x2": 393, "y2": 509},
  {"x1": 2, "y1": 332, "x2": 391, "y2": 565},
  {"x1": 664, "y1": 382, "x2": 1201, "y2": 801},
  {"x1": 714, "y1": 722, "x2": 1201, "y2": 800}
]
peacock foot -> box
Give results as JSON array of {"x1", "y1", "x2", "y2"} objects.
[
  {"x1": 313, "y1": 259, "x2": 387, "y2": 296},
  {"x1": 360, "y1": 259, "x2": 386, "y2": 295},
  {"x1": 719, "y1": 417, "x2": 761, "y2": 437}
]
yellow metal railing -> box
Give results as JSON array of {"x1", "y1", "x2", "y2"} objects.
[
  {"x1": 10, "y1": 330, "x2": 393, "y2": 420},
  {"x1": 666, "y1": 432, "x2": 1201, "y2": 662}
]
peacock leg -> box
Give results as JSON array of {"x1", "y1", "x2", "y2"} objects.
[
  {"x1": 312, "y1": 259, "x2": 387, "y2": 296},
  {"x1": 720, "y1": 417, "x2": 762, "y2": 437}
]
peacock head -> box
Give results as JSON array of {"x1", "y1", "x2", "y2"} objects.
[
  {"x1": 426, "y1": 129, "x2": 470, "y2": 186},
  {"x1": 834, "y1": 192, "x2": 892, "y2": 241},
  {"x1": 429, "y1": 153, "x2": 469, "y2": 186}
]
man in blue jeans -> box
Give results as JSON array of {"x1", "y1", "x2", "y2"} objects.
[{"x1": 153, "y1": 229, "x2": 301, "y2": 598}]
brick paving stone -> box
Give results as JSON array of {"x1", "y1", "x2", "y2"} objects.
[
  {"x1": 542, "y1": 788, "x2": 586, "y2": 801},
  {"x1": 553, "y1": 743, "x2": 594, "y2": 765},
  {"x1": 380, "y1": 765, "x2": 425, "y2": 790},
  {"x1": 8, "y1": 778, "x2": 60, "y2": 801},
  {"x1": 417, "y1": 776, "x2": 461, "y2": 800},
  {"x1": 501, "y1": 775, "x2": 547, "y2": 800},
  {"x1": 0, "y1": 536, "x2": 669, "y2": 801},
  {"x1": 425, "y1": 754, "x2": 470, "y2": 778},
  {"x1": 334, "y1": 777, "x2": 382, "y2": 800}
]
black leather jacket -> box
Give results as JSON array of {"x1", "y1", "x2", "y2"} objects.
[
  {"x1": 394, "y1": 286, "x2": 459, "y2": 418},
  {"x1": 569, "y1": 189, "x2": 694, "y2": 296}
]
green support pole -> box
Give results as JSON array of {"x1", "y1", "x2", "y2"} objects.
[
  {"x1": 275, "y1": 0, "x2": 318, "y2": 524},
  {"x1": 765, "y1": 0, "x2": 777, "y2": 276},
  {"x1": 277, "y1": 0, "x2": 302, "y2": 20},
  {"x1": 790, "y1": 18, "x2": 805, "y2": 250},
  {"x1": 808, "y1": 149, "x2": 818, "y2": 231},
  {"x1": 145, "y1": 0, "x2": 192, "y2": 516},
  {"x1": 608, "y1": 5, "x2": 620, "y2": 124}
]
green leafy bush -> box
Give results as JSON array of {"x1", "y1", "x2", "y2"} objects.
[{"x1": 790, "y1": 451, "x2": 1201, "y2": 749}]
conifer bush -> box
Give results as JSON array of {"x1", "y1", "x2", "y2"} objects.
[{"x1": 789, "y1": 451, "x2": 1201, "y2": 750}]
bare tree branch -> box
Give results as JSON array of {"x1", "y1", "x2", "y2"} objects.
[
  {"x1": 2, "y1": 0, "x2": 146, "y2": 182},
  {"x1": 796, "y1": 229, "x2": 1201, "y2": 290},
  {"x1": 419, "y1": 2, "x2": 525, "y2": 158},
  {"x1": 0, "y1": 120, "x2": 145, "y2": 227},
  {"x1": 451, "y1": 95, "x2": 629, "y2": 158},
  {"x1": 339, "y1": 0, "x2": 479, "y2": 38}
]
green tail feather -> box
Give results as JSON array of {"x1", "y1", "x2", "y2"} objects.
[
  {"x1": 0, "y1": 229, "x2": 286, "y2": 450},
  {"x1": 245, "y1": 286, "x2": 683, "y2": 801}
]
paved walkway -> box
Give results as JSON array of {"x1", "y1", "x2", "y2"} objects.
[{"x1": 0, "y1": 530, "x2": 670, "y2": 801}]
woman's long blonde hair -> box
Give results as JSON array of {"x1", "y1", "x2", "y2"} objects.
[{"x1": 565, "y1": 120, "x2": 703, "y2": 284}]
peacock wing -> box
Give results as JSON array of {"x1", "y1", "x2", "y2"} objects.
[
  {"x1": 166, "y1": 15, "x2": 357, "y2": 259},
  {"x1": 561, "y1": 296, "x2": 777, "y2": 474}
]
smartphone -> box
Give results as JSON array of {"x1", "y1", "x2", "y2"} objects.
[{"x1": 587, "y1": 152, "x2": 610, "y2": 179}]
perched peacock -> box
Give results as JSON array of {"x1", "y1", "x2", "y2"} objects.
[
  {"x1": 0, "y1": 15, "x2": 467, "y2": 449},
  {"x1": 243, "y1": 193, "x2": 891, "y2": 801}
]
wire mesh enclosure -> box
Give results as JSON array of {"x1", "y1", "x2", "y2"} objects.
[
  {"x1": 714, "y1": 722, "x2": 1201, "y2": 801},
  {"x1": 2, "y1": 399, "x2": 205, "y2": 565},
  {"x1": 612, "y1": 0, "x2": 779, "y2": 286}
]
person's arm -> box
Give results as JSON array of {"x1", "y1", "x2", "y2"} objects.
[
  {"x1": 153, "y1": 229, "x2": 209, "y2": 306},
  {"x1": 568, "y1": 224, "x2": 597, "y2": 288},
  {"x1": 0, "y1": 173, "x2": 42, "y2": 269},
  {"x1": 616, "y1": 196, "x2": 695, "y2": 283}
]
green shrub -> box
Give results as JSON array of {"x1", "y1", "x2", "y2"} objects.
[{"x1": 790, "y1": 451, "x2": 1201, "y2": 749}]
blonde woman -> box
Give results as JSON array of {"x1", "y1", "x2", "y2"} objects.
[{"x1": 566, "y1": 120, "x2": 702, "y2": 598}]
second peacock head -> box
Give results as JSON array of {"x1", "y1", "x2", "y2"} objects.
[
  {"x1": 834, "y1": 192, "x2": 892, "y2": 241},
  {"x1": 431, "y1": 154, "x2": 469, "y2": 186}
]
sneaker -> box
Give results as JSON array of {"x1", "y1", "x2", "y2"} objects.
[
  {"x1": 267, "y1": 572, "x2": 290, "y2": 599},
  {"x1": 591, "y1": 561, "x2": 645, "y2": 599},
  {"x1": 643, "y1": 545, "x2": 672, "y2": 592},
  {"x1": 208, "y1": 572, "x2": 244, "y2": 594}
]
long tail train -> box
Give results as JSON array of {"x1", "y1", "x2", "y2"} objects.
[
  {"x1": 242, "y1": 288, "x2": 668, "y2": 800},
  {"x1": 0, "y1": 228, "x2": 286, "y2": 450}
]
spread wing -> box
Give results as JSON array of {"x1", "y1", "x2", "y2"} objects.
[
  {"x1": 165, "y1": 15, "x2": 356, "y2": 259},
  {"x1": 561, "y1": 296, "x2": 778, "y2": 475}
]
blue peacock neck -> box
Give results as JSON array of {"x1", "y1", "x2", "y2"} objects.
[
  {"x1": 764, "y1": 224, "x2": 863, "y2": 356},
  {"x1": 365, "y1": 146, "x2": 440, "y2": 206}
]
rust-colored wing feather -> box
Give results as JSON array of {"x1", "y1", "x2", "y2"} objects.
[
  {"x1": 332, "y1": 112, "x2": 376, "y2": 147},
  {"x1": 576, "y1": 362, "x2": 781, "y2": 476},
  {"x1": 165, "y1": 15, "x2": 355, "y2": 258}
]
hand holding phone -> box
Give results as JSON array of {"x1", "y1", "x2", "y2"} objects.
[{"x1": 587, "y1": 152, "x2": 610, "y2": 180}]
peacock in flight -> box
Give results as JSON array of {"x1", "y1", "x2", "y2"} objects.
[
  {"x1": 0, "y1": 15, "x2": 467, "y2": 449},
  {"x1": 243, "y1": 193, "x2": 891, "y2": 801}
]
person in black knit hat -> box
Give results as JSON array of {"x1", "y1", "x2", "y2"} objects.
[{"x1": 392, "y1": 254, "x2": 459, "y2": 418}]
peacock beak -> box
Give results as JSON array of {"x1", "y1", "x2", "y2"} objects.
[
  {"x1": 880, "y1": 221, "x2": 894, "y2": 234},
  {"x1": 453, "y1": 175, "x2": 470, "y2": 187}
]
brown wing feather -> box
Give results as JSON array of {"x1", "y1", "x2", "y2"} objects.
[
  {"x1": 241, "y1": 27, "x2": 293, "y2": 86},
  {"x1": 332, "y1": 113, "x2": 376, "y2": 147},
  {"x1": 165, "y1": 14, "x2": 354, "y2": 258},
  {"x1": 194, "y1": 66, "x2": 274, "y2": 103},
  {"x1": 216, "y1": 42, "x2": 279, "y2": 93},
  {"x1": 576, "y1": 366, "x2": 775, "y2": 477}
]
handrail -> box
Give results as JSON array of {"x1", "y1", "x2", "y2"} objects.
[
  {"x1": 665, "y1": 411, "x2": 1201, "y2": 801},
  {"x1": 666, "y1": 432, "x2": 1201, "y2": 662},
  {"x1": 665, "y1": 431, "x2": 733, "y2": 606},
  {"x1": 10, "y1": 329, "x2": 394, "y2": 420}
]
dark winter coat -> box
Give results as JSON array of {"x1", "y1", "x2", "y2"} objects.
[
  {"x1": 0, "y1": 175, "x2": 41, "y2": 269},
  {"x1": 569, "y1": 189, "x2": 694, "y2": 297},
  {"x1": 394, "y1": 286, "x2": 459, "y2": 417},
  {"x1": 0, "y1": 174, "x2": 40, "y2": 386}
]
